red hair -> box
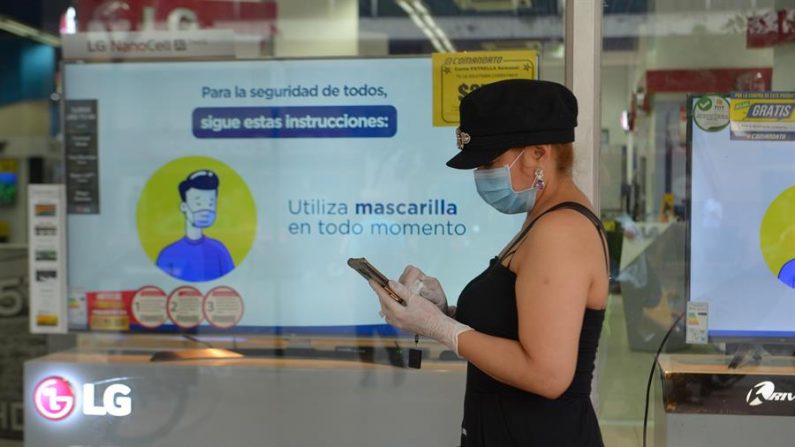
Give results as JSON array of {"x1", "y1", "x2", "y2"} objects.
[{"x1": 554, "y1": 143, "x2": 574, "y2": 175}]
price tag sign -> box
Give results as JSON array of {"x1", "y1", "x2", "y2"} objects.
[
  {"x1": 432, "y1": 50, "x2": 539, "y2": 127},
  {"x1": 686, "y1": 301, "x2": 709, "y2": 344}
]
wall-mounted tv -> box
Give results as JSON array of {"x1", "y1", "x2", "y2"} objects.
[{"x1": 63, "y1": 58, "x2": 531, "y2": 335}]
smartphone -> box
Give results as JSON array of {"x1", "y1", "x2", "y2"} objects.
[{"x1": 347, "y1": 257, "x2": 406, "y2": 305}]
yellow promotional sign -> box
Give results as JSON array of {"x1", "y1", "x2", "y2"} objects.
[
  {"x1": 730, "y1": 92, "x2": 795, "y2": 141},
  {"x1": 432, "y1": 50, "x2": 539, "y2": 127}
]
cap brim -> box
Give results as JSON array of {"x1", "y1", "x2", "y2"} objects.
[
  {"x1": 445, "y1": 129, "x2": 575, "y2": 170},
  {"x1": 446, "y1": 145, "x2": 507, "y2": 169}
]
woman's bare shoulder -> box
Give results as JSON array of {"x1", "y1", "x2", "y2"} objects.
[
  {"x1": 532, "y1": 204, "x2": 597, "y2": 234},
  {"x1": 516, "y1": 205, "x2": 603, "y2": 266}
]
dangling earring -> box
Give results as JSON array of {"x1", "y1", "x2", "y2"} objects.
[{"x1": 534, "y1": 167, "x2": 545, "y2": 190}]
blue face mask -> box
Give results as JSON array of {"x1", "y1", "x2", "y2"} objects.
[
  {"x1": 474, "y1": 151, "x2": 538, "y2": 214},
  {"x1": 187, "y1": 205, "x2": 216, "y2": 228}
]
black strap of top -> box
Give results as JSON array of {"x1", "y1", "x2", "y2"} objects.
[{"x1": 500, "y1": 201, "x2": 610, "y2": 278}]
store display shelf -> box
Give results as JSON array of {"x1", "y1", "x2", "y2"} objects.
[{"x1": 0, "y1": 243, "x2": 28, "y2": 250}]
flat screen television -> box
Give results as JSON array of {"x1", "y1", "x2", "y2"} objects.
[
  {"x1": 0, "y1": 160, "x2": 18, "y2": 206},
  {"x1": 62, "y1": 58, "x2": 530, "y2": 337},
  {"x1": 687, "y1": 93, "x2": 795, "y2": 343}
]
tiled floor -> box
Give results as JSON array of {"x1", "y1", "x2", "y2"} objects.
[
  {"x1": 602, "y1": 425, "x2": 643, "y2": 446},
  {"x1": 598, "y1": 294, "x2": 661, "y2": 447}
]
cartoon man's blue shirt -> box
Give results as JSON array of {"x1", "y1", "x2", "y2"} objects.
[
  {"x1": 156, "y1": 236, "x2": 234, "y2": 282},
  {"x1": 778, "y1": 258, "x2": 795, "y2": 288}
]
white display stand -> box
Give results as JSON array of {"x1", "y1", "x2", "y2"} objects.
[{"x1": 25, "y1": 351, "x2": 465, "y2": 447}]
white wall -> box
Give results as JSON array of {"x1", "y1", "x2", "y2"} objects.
[
  {"x1": 0, "y1": 100, "x2": 51, "y2": 136},
  {"x1": 600, "y1": 63, "x2": 633, "y2": 212},
  {"x1": 358, "y1": 31, "x2": 389, "y2": 56},
  {"x1": 646, "y1": 34, "x2": 773, "y2": 70},
  {"x1": 773, "y1": 44, "x2": 795, "y2": 89},
  {"x1": 652, "y1": 0, "x2": 776, "y2": 13},
  {"x1": 274, "y1": 0, "x2": 358, "y2": 57}
]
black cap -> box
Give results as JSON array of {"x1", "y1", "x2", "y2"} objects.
[{"x1": 446, "y1": 79, "x2": 578, "y2": 169}]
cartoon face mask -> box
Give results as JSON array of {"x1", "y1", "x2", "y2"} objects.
[
  {"x1": 187, "y1": 206, "x2": 216, "y2": 228},
  {"x1": 183, "y1": 188, "x2": 218, "y2": 228}
]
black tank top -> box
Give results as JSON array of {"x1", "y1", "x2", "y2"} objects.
[{"x1": 455, "y1": 202, "x2": 608, "y2": 447}]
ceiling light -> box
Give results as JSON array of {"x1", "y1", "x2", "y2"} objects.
[
  {"x1": 61, "y1": 7, "x2": 77, "y2": 35},
  {"x1": 0, "y1": 14, "x2": 61, "y2": 47},
  {"x1": 397, "y1": 0, "x2": 456, "y2": 53}
]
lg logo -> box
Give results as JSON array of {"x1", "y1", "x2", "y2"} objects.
[
  {"x1": 33, "y1": 377, "x2": 75, "y2": 421},
  {"x1": 33, "y1": 377, "x2": 133, "y2": 421},
  {"x1": 746, "y1": 381, "x2": 795, "y2": 407}
]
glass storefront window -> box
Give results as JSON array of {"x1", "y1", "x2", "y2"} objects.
[
  {"x1": 599, "y1": 1, "x2": 795, "y2": 445},
  {"x1": 21, "y1": 2, "x2": 578, "y2": 447},
  {"x1": 3, "y1": 1, "x2": 793, "y2": 446}
]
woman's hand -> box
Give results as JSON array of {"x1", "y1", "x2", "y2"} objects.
[
  {"x1": 398, "y1": 265, "x2": 452, "y2": 316},
  {"x1": 370, "y1": 279, "x2": 471, "y2": 355}
]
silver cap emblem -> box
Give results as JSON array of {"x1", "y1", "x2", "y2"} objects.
[{"x1": 456, "y1": 128, "x2": 471, "y2": 150}]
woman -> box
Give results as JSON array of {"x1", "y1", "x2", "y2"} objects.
[{"x1": 370, "y1": 79, "x2": 608, "y2": 446}]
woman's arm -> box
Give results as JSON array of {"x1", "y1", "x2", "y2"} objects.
[{"x1": 457, "y1": 212, "x2": 597, "y2": 399}]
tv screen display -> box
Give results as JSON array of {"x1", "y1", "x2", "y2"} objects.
[
  {"x1": 63, "y1": 59, "x2": 524, "y2": 335},
  {"x1": 0, "y1": 160, "x2": 18, "y2": 206},
  {"x1": 688, "y1": 93, "x2": 795, "y2": 341}
]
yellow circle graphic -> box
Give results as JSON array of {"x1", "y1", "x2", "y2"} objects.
[
  {"x1": 760, "y1": 185, "x2": 795, "y2": 288},
  {"x1": 137, "y1": 156, "x2": 257, "y2": 282}
]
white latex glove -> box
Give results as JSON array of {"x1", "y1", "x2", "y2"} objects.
[
  {"x1": 370, "y1": 279, "x2": 472, "y2": 356},
  {"x1": 398, "y1": 265, "x2": 452, "y2": 316}
]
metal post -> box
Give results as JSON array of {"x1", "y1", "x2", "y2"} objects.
[
  {"x1": 565, "y1": 0, "x2": 603, "y2": 211},
  {"x1": 565, "y1": 0, "x2": 604, "y2": 412}
]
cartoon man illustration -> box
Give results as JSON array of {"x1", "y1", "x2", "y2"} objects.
[
  {"x1": 156, "y1": 170, "x2": 234, "y2": 281},
  {"x1": 778, "y1": 258, "x2": 795, "y2": 288}
]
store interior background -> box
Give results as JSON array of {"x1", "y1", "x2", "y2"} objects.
[{"x1": 2, "y1": 0, "x2": 795, "y2": 446}]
